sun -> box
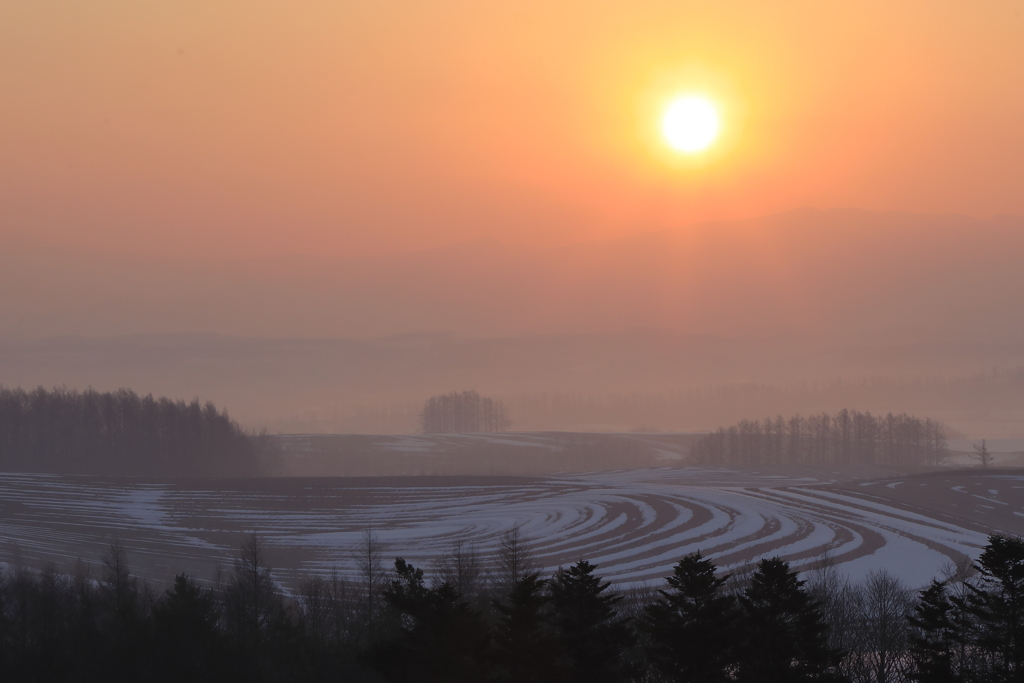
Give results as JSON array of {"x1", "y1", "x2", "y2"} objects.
[{"x1": 662, "y1": 95, "x2": 720, "y2": 153}]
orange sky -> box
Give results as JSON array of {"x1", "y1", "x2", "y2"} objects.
[{"x1": 2, "y1": 0, "x2": 1023, "y2": 259}]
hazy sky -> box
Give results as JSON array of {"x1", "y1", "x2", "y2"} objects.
[{"x1": 3, "y1": 1, "x2": 1022, "y2": 260}]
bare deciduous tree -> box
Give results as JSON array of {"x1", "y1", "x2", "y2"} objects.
[
  {"x1": 974, "y1": 439, "x2": 993, "y2": 468},
  {"x1": 420, "y1": 390, "x2": 512, "y2": 433},
  {"x1": 690, "y1": 409, "x2": 950, "y2": 467},
  {"x1": 355, "y1": 527, "x2": 388, "y2": 635},
  {"x1": 433, "y1": 540, "x2": 485, "y2": 598},
  {"x1": 807, "y1": 557, "x2": 862, "y2": 663},
  {"x1": 861, "y1": 569, "x2": 915, "y2": 683},
  {"x1": 0, "y1": 386, "x2": 263, "y2": 476},
  {"x1": 298, "y1": 570, "x2": 356, "y2": 648},
  {"x1": 494, "y1": 524, "x2": 540, "y2": 595},
  {"x1": 225, "y1": 534, "x2": 281, "y2": 650},
  {"x1": 101, "y1": 540, "x2": 139, "y2": 624}
]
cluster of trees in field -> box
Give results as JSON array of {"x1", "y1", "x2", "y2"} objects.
[
  {"x1": 420, "y1": 390, "x2": 512, "y2": 434},
  {"x1": 0, "y1": 386, "x2": 271, "y2": 476},
  {"x1": 689, "y1": 409, "x2": 950, "y2": 467},
  {"x1": 5, "y1": 531, "x2": 1024, "y2": 683}
]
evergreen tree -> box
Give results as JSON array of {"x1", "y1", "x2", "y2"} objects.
[
  {"x1": 966, "y1": 534, "x2": 1024, "y2": 680},
  {"x1": 152, "y1": 574, "x2": 224, "y2": 683},
  {"x1": 489, "y1": 574, "x2": 560, "y2": 683},
  {"x1": 548, "y1": 560, "x2": 634, "y2": 683},
  {"x1": 640, "y1": 552, "x2": 738, "y2": 683},
  {"x1": 736, "y1": 557, "x2": 847, "y2": 683},
  {"x1": 370, "y1": 558, "x2": 491, "y2": 683},
  {"x1": 907, "y1": 580, "x2": 966, "y2": 683}
]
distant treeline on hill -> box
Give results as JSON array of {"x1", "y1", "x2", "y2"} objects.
[
  {"x1": 0, "y1": 387, "x2": 268, "y2": 476},
  {"x1": 420, "y1": 390, "x2": 512, "y2": 434},
  {"x1": 690, "y1": 409, "x2": 949, "y2": 467}
]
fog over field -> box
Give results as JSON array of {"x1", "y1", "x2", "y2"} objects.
[
  {"x1": 5, "y1": 4, "x2": 1024, "y2": 679},
  {"x1": 2, "y1": 330, "x2": 1023, "y2": 436},
  {"x1": 3, "y1": 208, "x2": 1023, "y2": 592},
  {"x1": 3, "y1": 209, "x2": 1023, "y2": 437},
  {"x1": 4, "y1": 209, "x2": 1024, "y2": 343}
]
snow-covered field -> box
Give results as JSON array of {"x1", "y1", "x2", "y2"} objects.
[
  {"x1": 273, "y1": 432, "x2": 701, "y2": 476},
  {"x1": 0, "y1": 467, "x2": 1018, "y2": 591}
]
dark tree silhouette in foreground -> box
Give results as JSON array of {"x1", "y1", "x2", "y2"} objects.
[
  {"x1": 489, "y1": 574, "x2": 560, "y2": 683},
  {"x1": 152, "y1": 574, "x2": 224, "y2": 683},
  {"x1": 14, "y1": 533, "x2": 1024, "y2": 683},
  {"x1": 641, "y1": 552, "x2": 738, "y2": 683},
  {"x1": 908, "y1": 580, "x2": 965, "y2": 683},
  {"x1": 736, "y1": 557, "x2": 846, "y2": 683},
  {"x1": 966, "y1": 534, "x2": 1024, "y2": 679},
  {"x1": 369, "y1": 558, "x2": 490, "y2": 683},
  {"x1": 548, "y1": 559, "x2": 634, "y2": 683}
]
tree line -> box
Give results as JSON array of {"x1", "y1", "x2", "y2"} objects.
[
  {"x1": 689, "y1": 409, "x2": 950, "y2": 467},
  {"x1": 420, "y1": 390, "x2": 512, "y2": 434},
  {"x1": 0, "y1": 386, "x2": 270, "y2": 477},
  {"x1": 4, "y1": 530, "x2": 1024, "y2": 682}
]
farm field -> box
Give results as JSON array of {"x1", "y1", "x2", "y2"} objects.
[
  {"x1": 273, "y1": 431, "x2": 702, "y2": 476},
  {"x1": 0, "y1": 466, "x2": 1018, "y2": 592}
]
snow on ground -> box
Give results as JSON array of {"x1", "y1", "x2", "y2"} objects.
[
  {"x1": 273, "y1": 432, "x2": 702, "y2": 476},
  {"x1": 0, "y1": 467, "x2": 1018, "y2": 591}
]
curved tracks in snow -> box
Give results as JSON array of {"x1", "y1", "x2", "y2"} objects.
[{"x1": 0, "y1": 469, "x2": 1002, "y2": 588}]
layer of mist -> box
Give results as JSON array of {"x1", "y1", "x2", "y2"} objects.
[
  {"x1": 2, "y1": 333, "x2": 1023, "y2": 438},
  {"x1": 2, "y1": 209, "x2": 1023, "y2": 342},
  {"x1": 3, "y1": 208, "x2": 1023, "y2": 440}
]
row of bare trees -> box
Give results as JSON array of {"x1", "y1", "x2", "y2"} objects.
[
  {"x1": 0, "y1": 386, "x2": 266, "y2": 476},
  {"x1": 689, "y1": 409, "x2": 949, "y2": 467},
  {"x1": 420, "y1": 390, "x2": 512, "y2": 434}
]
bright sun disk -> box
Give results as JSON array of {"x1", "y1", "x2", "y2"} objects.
[{"x1": 662, "y1": 96, "x2": 720, "y2": 153}]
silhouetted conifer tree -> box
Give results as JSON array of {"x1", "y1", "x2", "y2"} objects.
[
  {"x1": 736, "y1": 557, "x2": 847, "y2": 683},
  {"x1": 369, "y1": 558, "x2": 490, "y2": 683},
  {"x1": 965, "y1": 535, "x2": 1024, "y2": 680},
  {"x1": 548, "y1": 559, "x2": 634, "y2": 683},
  {"x1": 489, "y1": 574, "x2": 560, "y2": 683},
  {"x1": 640, "y1": 552, "x2": 738, "y2": 683},
  {"x1": 152, "y1": 574, "x2": 224, "y2": 683},
  {"x1": 908, "y1": 580, "x2": 966, "y2": 683}
]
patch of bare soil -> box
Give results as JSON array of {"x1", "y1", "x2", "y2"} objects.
[{"x1": 823, "y1": 468, "x2": 1024, "y2": 538}]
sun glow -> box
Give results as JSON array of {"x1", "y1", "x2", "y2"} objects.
[{"x1": 662, "y1": 95, "x2": 720, "y2": 153}]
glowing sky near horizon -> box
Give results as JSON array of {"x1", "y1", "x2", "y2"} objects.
[{"x1": 1, "y1": 1, "x2": 1023, "y2": 259}]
